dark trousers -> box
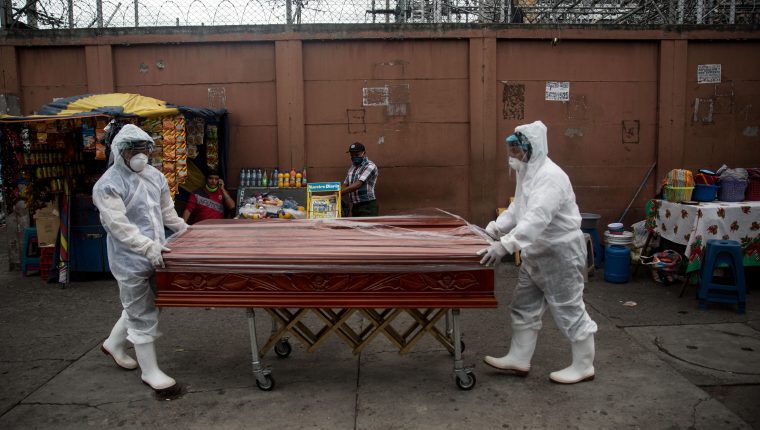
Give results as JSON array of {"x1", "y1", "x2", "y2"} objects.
[{"x1": 350, "y1": 200, "x2": 379, "y2": 217}]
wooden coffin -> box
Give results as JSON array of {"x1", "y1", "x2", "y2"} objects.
[{"x1": 155, "y1": 213, "x2": 496, "y2": 309}]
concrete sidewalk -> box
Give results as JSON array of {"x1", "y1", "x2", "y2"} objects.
[{"x1": 1, "y1": 232, "x2": 758, "y2": 429}]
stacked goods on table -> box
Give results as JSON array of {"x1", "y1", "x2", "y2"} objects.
[
  {"x1": 661, "y1": 169, "x2": 694, "y2": 202},
  {"x1": 693, "y1": 169, "x2": 719, "y2": 201},
  {"x1": 717, "y1": 166, "x2": 748, "y2": 202},
  {"x1": 238, "y1": 194, "x2": 306, "y2": 220}
]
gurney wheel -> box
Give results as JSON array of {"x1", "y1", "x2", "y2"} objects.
[
  {"x1": 274, "y1": 340, "x2": 292, "y2": 358},
  {"x1": 456, "y1": 371, "x2": 476, "y2": 391},
  {"x1": 256, "y1": 374, "x2": 275, "y2": 391}
]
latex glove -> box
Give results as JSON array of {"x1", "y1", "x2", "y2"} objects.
[
  {"x1": 477, "y1": 242, "x2": 507, "y2": 267},
  {"x1": 145, "y1": 241, "x2": 171, "y2": 268},
  {"x1": 485, "y1": 221, "x2": 501, "y2": 240}
]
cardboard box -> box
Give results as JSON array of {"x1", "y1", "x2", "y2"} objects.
[{"x1": 35, "y1": 216, "x2": 59, "y2": 247}]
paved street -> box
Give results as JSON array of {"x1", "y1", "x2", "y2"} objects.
[{"x1": 1, "y1": 226, "x2": 758, "y2": 429}]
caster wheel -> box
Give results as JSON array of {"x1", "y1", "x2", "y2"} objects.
[
  {"x1": 256, "y1": 374, "x2": 275, "y2": 391},
  {"x1": 456, "y1": 371, "x2": 476, "y2": 391},
  {"x1": 274, "y1": 340, "x2": 292, "y2": 358}
]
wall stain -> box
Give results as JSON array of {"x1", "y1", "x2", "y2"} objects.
[{"x1": 564, "y1": 128, "x2": 584, "y2": 138}]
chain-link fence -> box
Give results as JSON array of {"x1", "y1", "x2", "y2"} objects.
[{"x1": 1, "y1": 0, "x2": 758, "y2": 29}]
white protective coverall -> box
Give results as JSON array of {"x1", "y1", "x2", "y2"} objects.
[
  {"x1": 490, "y1": 121, "x2": 597, "y2": 343},
  {"x1": 93, "y1": 124, "x2": 188, "y2": 345}
]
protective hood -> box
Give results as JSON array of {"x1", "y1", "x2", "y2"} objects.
[
  {"x1": 514, "y1": 120, "x2": 548, "y2": 169},
  {"x1": 108, "y1": 124, "x2": 155, "y2": 170}
]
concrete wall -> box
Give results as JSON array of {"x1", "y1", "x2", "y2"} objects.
[{"x1": 1, "y1": 26, "x2": 759, "y2": 227}]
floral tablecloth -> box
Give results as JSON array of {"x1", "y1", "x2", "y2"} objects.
[{"x1": 646, "y1": 199, "x2": 760, "y2": 273}]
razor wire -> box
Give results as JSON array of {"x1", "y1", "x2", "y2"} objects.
[{"x1": 1, "y1": 0, "x2": 758, "y2": 29}]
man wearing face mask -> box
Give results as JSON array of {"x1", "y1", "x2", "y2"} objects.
[
  {"x1": 478, "y1": 120, "x2": 598, "y2": 384},
  {"x1": 182, "y1": 169, "x2": 235, "y2": 223},
  {"x1": 341, "y1": 142, "x2": 379, "y2": 217},
  {"x1": 93, "y1": 124, "x2": 188, "y2": 395}
]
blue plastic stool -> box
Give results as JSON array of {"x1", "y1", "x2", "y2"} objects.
[
  {"x1": 698, "y1": 239, "x2": 746, "y2": 314},
  {"x1": 21, "y1": 227, "x2": 40, "y2": 276},
  {"x1": 581, "y1": 227, "x2": 602, "y2": 268}
]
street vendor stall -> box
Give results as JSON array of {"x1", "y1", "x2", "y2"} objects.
[
  {"x1": 154, "y1": 210, "x2": 496, "y2": 391},
  {"x1": 0, "y1": 93, "x2": 228, "y2": 284}
]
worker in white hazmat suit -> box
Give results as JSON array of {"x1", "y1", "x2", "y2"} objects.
[
  {"x1": 93, "y1": 123, "x2": 188, "y2": 394},
  {"x1": 478, "y1": 120, "x2": 598, "y2": 384}
]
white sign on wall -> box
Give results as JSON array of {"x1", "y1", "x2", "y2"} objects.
[
  {"x1": 545, "y1": 81, "x2": 570, "y2": 101},
  {"x1": 697, "y1": 64, "x2": 721, "y2": 84}
]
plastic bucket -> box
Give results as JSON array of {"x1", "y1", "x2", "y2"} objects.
[
  {"x1": 580, "y1": 213, "x2": 601, "y2": 230},
  {"x1": 604, "y1": 230, "x2": 634, "y2": 248},
  {"x1": 604, "y1": 245, "x2": 631, "y2": 284},
  {"x1": 692, "y1": 184, "x2": 718, "y2": 202}
]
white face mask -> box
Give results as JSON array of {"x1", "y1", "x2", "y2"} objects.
[
  {"x1": 508, "y1": 156, "x2": 525, "y2": 172},
  {"x1": 129, "y1": 153, "x2": 149, "y2": 172}
]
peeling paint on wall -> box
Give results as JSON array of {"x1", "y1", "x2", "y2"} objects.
[
  {"x1": 138, "y1": 63, "x2": 149, "y2": 73},
  {"x1": 363, "y1": 87, "x2": 388, "y2": 106},
  {"x1": 566, "y1": 95, "x2": 586, "y2": 120},
  {"x1": 693, "y1": 98, "x2": 714, "y2": 124},
  {"x1": 347, "y1": 109, "x2": 366, "y2": 134},
  {"x1": 502, "y1": 83, "x2": 524, "y2": 120},
  {"x1": 208, "y1": 87, "x2": 226, "y2": 108},
  {"x1": 386, "y1": 83, "x2": 410, "y2": 117},
  {"x1": 372, "y1": 60, "x2": 407, "y2": 79},
  {"x1": 622, "y1": 120, "x2": 640, "y2": 144},
  {"x1": 156, "y1": 60, "x2": 166, "y2": 70},
  {"x1": 738, "y1": 104, "x2": 753, "y2": 121},
  {"x1": 743, "y1": 126, "x2": 759, "y2": 137},
  {"x1": 564, "y1": 127, "x2": 584, "y2": 138}
]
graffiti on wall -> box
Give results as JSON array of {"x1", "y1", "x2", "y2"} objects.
[{"x1": 502, "y1": 83, "x2": 524, "y2": 120}]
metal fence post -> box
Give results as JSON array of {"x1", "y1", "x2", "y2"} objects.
[
  {"x1": 96, "y1": 0, "x2": 103, "y2": 27},
  {"x1": 135, "y1": 0, "x2": 139, "y2": 27},
  {"x1": 696, "y1": 0, "x2": 704, "y2": 23},
  {"x1": 286, "y1": 0, "x2": 292, "y2": 24},
  {"x1": 729, "y1": 0, "x2": 735, "y2": 24},
  {"x1": 26, "y1": 0, "x2": 38, "y2": 28},
  {"x1": 68, "y1": 0, "x2": 74, "y2": 28},
  {"x1": 0, "y1": 0, "x2": 7, "y2": 29}
]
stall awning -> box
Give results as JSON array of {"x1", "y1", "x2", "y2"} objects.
[{"x1": 0, "y1": 93, "x2": 226, "y2": 122}]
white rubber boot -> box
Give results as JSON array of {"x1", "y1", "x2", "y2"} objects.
[
  {"x1": 101, "y1": 316, "x2": 138, "y2": 370},
  {"x1": 483, "y1": 328, "x2": 539, "y2": 376},
  {"x1": 549, "y1": 334, "x2": 595, "y2": 384},
  {"x1": 134, "y1": 342, "x2": 176, "y2": 391}
]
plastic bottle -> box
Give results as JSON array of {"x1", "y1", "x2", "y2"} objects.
[
  {"x1": 262, "y1": 169, "x2": 269, "y2": 187},
  {"x1": 301, "y1": 168, "x2": 307, "y2": 186}
]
